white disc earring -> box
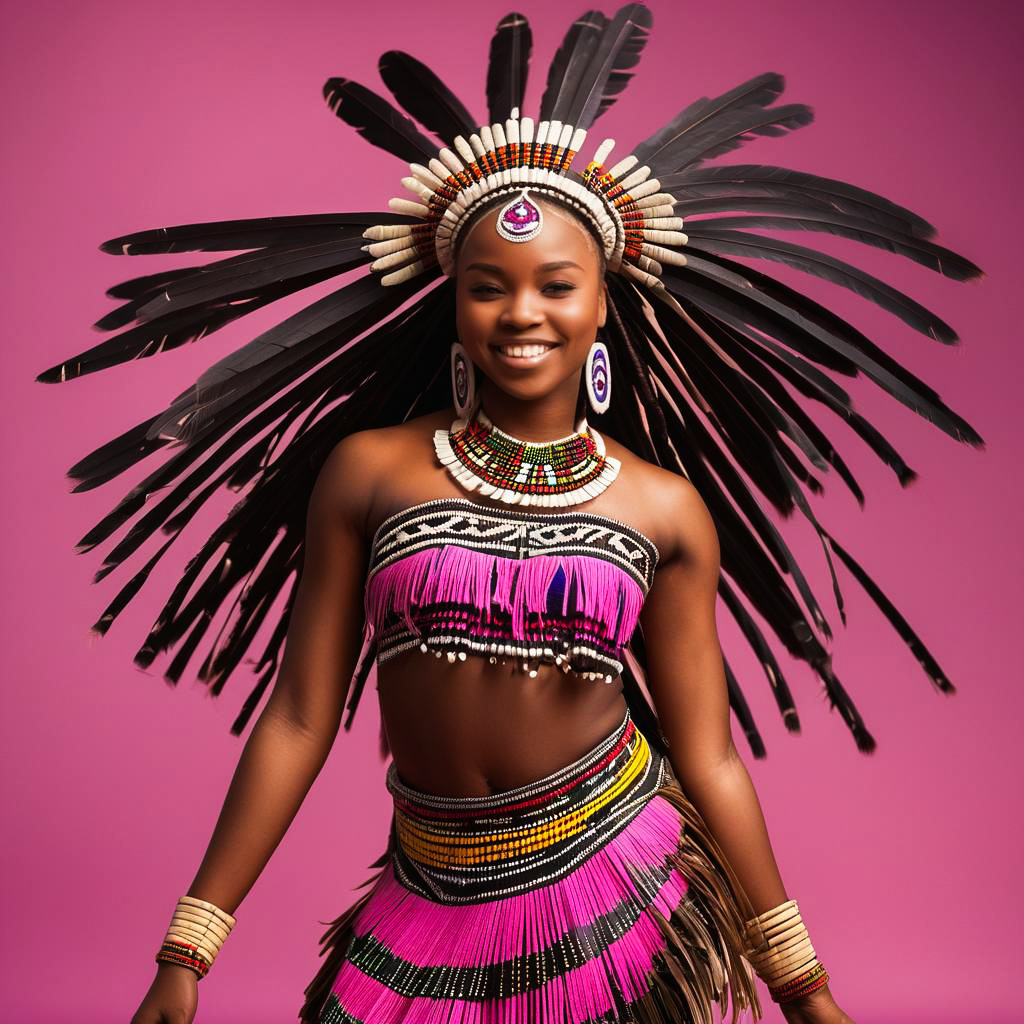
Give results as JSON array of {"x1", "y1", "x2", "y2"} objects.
[
  {"x1": 585, "y1": 340, "x2": 611, "y2": 414},
  {"x1": 450, "y1": 341, "x2": 477, "y2": 420}
]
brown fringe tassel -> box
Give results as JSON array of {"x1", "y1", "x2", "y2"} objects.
[
  {"x1": 626, "y1": 775, "x2": 763, "y2": 1024},
  {"x1": 296, "y1": 778, "x2": 762, "y2": 1024},
  {"x1": 297, "y1": 835, "x2": 393, "y2": 1024}
]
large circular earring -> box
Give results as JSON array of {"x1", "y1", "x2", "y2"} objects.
[
  {"x1": 450, "y1": 341, "x2": 477, "y2": 420},
  {"x1": 585, "y1": 339, "x2": 611, "y2": 414}
]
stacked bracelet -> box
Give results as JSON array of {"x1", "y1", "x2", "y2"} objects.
[
  {"x1": 768, "y1": 961, "x2": 830, "y2": 1002},
  {"x1": 743, "y1": 899, "x2": 830, "y2": 1004},
  {"x1": 155, "y1": 895, "x2": 236, "y2": 980}
]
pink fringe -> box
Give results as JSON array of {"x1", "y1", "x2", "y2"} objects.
[
  {"x1": 327, "y1": 796, "x2": 689, "y2": 1023},
  {"x1": 365, "y1": 547, "x2": 646, "y2": 647}
]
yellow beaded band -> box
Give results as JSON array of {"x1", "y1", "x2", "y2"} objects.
[
  {"x1": 743, "y1": 898, "x2": 826, "y2": 994},
  {"x1": 155, "y1": 894, "x2": 237, "y2": 980},
  {"x1": 394, "y1": 728, "x2": 650, "y2": 868}
]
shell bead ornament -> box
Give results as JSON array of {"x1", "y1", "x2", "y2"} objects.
[{"x1": 495, "y1": 188, "x2": 544, "y2": 243}]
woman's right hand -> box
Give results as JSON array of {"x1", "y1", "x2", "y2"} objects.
[{"x1": 130, "y1": 962, "x2": 199, "y2": 1024}]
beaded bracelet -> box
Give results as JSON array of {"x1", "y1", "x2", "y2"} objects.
[
  {"x1": 155, "y1": 895, "x2": 236, "y2": 980},
  {"x1": 156, "y1": 939, "x2": 211, "y2": 979},
  {"x1": 769, "y1": 961, "x2": 830, "y2": 1004}
]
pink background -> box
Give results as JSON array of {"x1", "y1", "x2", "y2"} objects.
[{"x1": 2, "y1": 1, "x2": 1020, "y2": 1021}]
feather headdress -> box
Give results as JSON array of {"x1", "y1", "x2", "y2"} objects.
[{"x1": 39, "y1": 3, "x2": 983, "y2": 757}]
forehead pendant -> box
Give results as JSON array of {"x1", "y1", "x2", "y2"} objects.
[{"x1": 495, "y1": 188, "x2": 543, "y2": 243}]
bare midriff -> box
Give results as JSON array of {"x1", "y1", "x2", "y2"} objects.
[{"x1": 375, "y1": 647, "x2": 629, "y2": 798}]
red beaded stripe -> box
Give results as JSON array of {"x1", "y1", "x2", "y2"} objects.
[{"x1": 770, "y1": 963, "x2": 830, "y2": 1004}]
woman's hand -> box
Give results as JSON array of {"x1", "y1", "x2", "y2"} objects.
[
  {"x1": 129, "y1": 962, "x2": 199, "y2": 1024},
  {"x1": 779, "y1": 984, "x2": 855, "y2": 1024}
]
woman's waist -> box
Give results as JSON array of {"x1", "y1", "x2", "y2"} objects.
[
  {"x1": 377, "y1": 663, "x2": 629, "y2": 797},
  {"x1": 387, "y1": 706, "x2": 663, "y2": 827},
  {"x1": 383, "y1": 707, "x2": 670, "y2": 900}
]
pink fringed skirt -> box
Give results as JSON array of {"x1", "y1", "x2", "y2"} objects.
[{"x1": 299, "y1": 710, "x2": 760, "y2": 1024}]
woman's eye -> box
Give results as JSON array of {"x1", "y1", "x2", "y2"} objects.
[
  {"x1": 544, "y1": 282, "x2": 576, "y2": 294},
  {"x1": 469, "y1": 284, "x2": 502, "y2": 297}
]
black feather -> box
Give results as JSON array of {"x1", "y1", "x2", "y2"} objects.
[
  {"x1": 823, "y1": 530, "x2": 957, "y2": 695},
  {"x1": 378, "y1": 50, "x2": 476, "y2": 147},
  {"x1": 686, "y1": 211, "x2": 981, "y2": 282},
  {"x1": 563, "y1": 3, "x2": 653, "y2": 130},
  {"x1": 668, "y1": 164, "x2": 936, "y2": 238},
  {"x1": 322, "y1": 77, "x2": 436, "y2": 162},
  {"x1": 633, "y1": 72, "x2": 791, "y2": 167},
  {"x1": 685, "y1": 229, "x2": 960, "y2": 342},
  {"x1": 723, "y1": 657, "x2": 767, "y2": 758},
  {"x1": 486, "y1": 11, "x2": 532, "y2": 122},
  {"x1": 647, "y1": 102, "x2": 814, "y2": 174},
  {"x1": 97, "y1": 212, "x2": 402, "y2": 255},
  {"x1": 539, "y1": 10, "x2": 606, "y2": 123}
]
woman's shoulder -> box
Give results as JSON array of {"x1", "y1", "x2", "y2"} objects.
[
  {"x1": 314, "y1": 411, "x2": 451, "y2": 534},
  {"x1": 323, "y1": 410, "x2": 449, "y2": 473},
  {"x1": 602, "y1": 432, "x2": 701, "y2": 503},
  {"x1": 602, "y1": 433, "x2": 715, "y2": 565}
]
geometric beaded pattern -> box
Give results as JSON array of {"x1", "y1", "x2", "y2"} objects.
[
  {"x1": 364, "y1": 497, "x2": 660, "y2": 681},
  {"x1": 368, "y1": 498, "x2": 659, "y2": 592},
  {"x1": 448, "y1": 416, "x2": 609, "y2": 496},
  {"x1": 385, "y1": 712, "x2": 666, "y2": 904}
]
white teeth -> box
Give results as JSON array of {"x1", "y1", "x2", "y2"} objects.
[{"x1": 498, "y1": 344, "x2": 553, "y2": 357}]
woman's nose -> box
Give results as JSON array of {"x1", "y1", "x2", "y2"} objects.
[{"x1": 498, "y1": 290, "x2": 543, "y2": 329}]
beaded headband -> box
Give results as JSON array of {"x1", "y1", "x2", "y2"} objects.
[{"x1": 362, "y1": 107, "x2": 689, "y2": 291}]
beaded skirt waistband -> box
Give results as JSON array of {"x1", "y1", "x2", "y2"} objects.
[{"x1": 384, "y1": 708, "x2": 668, "y2": 904}]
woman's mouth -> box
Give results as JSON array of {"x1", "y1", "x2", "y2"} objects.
[{"x1": 491, "y1": 342, "x2": 559, "y2": 367}]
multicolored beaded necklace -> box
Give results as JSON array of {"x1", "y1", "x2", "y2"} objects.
[{"x1": 433, "y1": 404, "x2": 621, "y2": 507}]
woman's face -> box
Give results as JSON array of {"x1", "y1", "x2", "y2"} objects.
[{"x1": 454, "y1": 198, "x2": 607, "y2": 402}]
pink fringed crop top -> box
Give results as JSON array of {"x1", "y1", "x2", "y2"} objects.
[{"x1": 363, "y1": 497, "x2": 660, "y2": 683}]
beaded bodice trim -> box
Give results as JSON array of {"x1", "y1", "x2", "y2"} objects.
[{"x1": 364, "y1": 497, "x2": 660, "y2": 683}]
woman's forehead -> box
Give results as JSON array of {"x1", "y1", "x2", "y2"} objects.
[{"x1": 457, "y1": 201, "x2": 601, "y2": 269}]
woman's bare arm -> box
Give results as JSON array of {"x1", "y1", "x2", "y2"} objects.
[
  {"x1": 179, "y1": 431, "x2": 374, "y2": 915},
  {"x1": 638, "y1": 476, "x2": 787, "y2": 913},
  {"x1": 638, "y1": 476, "x2": 851, "y2": 1022}
]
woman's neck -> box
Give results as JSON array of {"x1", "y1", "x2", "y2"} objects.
[{"x1": 475, "y1": 378, "x2": 583, "y2": 441}]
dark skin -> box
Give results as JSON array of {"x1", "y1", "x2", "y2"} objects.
[{"x1": 132, "y1": 198, "x2": 853, "y2": 1024}]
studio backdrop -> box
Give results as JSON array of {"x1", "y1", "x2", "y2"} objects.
[{"x1": 1, "y1": 1, "x2": 1019, "y2": 1022}]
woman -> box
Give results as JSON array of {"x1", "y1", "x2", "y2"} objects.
[
  {"x1": 45, "y1": 6, "x2": 978, "y2": 1024},
  {"x1": 131, "y1": 195, "x2": 850, "y2": 1023},
  {"x1": 131, "y1": 200, "x2": 853, "y2": 1024}
]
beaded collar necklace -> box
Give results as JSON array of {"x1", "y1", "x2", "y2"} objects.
[{"x1": 433, "y1": 404, "x2": 621, "y2": 507}]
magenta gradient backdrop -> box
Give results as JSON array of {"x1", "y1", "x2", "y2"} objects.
[{"x1": 2, "y1": 1, "x2": 1020, "y2": 1021}]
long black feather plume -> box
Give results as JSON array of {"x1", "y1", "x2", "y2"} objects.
[
  {"x1": 669, "y1": 162, "x2": 938, "y2": 237},
  {"x1": 562, "y1": 3, "x2": 653, "y2": 130},
  {"x1": 633, "y1": 72, "x2": 793, "y2": 168},
  {"x1": 486, "y1": 11, "x2": 532, "y2": 122},
  {"x1": 378, "y1": 50, "x2": 477, "y2": 147},
  {"x1": 322, "y1": 77, "x2": 436, "y2": 162},
  {"x1": 539, "y1": 10, "x2": 606, "y2": 123}
]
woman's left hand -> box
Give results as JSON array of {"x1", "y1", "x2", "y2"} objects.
[{"x1": 779, "y1": 984, "x2": 855, "y2": 1024}]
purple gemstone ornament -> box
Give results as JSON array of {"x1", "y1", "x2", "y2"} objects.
[{"x1": 495, "y1": 188, "x2": 543, "y2": 243}]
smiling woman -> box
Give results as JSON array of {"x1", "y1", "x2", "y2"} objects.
[{"x1": 456, "y1": 195, "x2": 609, "y2": 399}]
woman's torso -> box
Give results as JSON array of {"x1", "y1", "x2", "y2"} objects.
[{"x1": 361, "y1": 409, "x2": 668, "y2": 798}]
